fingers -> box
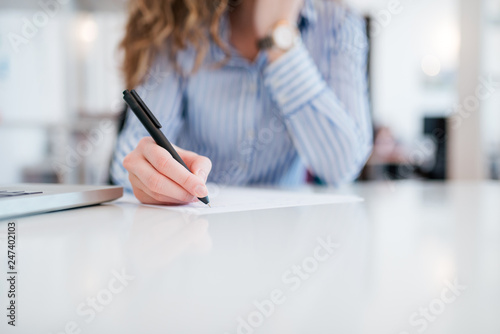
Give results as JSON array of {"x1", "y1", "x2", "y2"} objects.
[
  {"x1": 123, "y1": 137, "x2": 213, "y2": 205},
  {"x1": 139, "y1": 138, "x2": 209, "y2": 198},
  {"x1": 129, "y1": 173, "x2": 196, "y2": 205},
  {"x1": 124, "y1": 154, "x2": 197, "y2": 204},
  {"x1": 129, "y1": 180, "x2": 166, "y2": 205}
]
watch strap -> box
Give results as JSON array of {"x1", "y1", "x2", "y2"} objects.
[{"x1": 257, "y1": 36, "x2": 274, "y2": 50}]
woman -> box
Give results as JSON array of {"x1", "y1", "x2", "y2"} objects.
[{"x1": 111, "y1": 0, "x2": 372, "y2": 205}]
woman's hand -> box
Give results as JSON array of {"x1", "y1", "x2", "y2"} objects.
[
  {"x1": 253, "y1": 0, "x2": 305, "y2": 38},
  {"x1": 123, "y1": 137, "x2": 211, "y2": 205}
]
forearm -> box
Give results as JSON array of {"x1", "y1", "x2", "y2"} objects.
[{"x1": 263, "y1": 42, "x2": 372, "y2": 185}]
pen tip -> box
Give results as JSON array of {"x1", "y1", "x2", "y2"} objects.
[{"x1": 208, "y1": 204, "x2": 212, "y2": 208}]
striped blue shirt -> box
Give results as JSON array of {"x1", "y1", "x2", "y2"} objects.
[{"x1": 111, "y1": 0, "x2": 373, "y2": 191}]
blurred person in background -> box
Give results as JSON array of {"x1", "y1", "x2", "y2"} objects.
[{"x1": 111, "y1": 0, "x2": 372, "y2": 205}]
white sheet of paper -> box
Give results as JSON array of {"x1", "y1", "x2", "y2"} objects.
[{"x1": 119, "y1": 185, "x2": 363, "y2": 215}]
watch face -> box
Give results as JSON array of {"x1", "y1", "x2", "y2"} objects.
[{"x1": 273, "y1": 25, "x2": 295, "y2": 50}]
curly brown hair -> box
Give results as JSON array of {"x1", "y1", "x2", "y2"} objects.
[{"x1": 120, "y1": 0, "x2": 237, "y2": 89}]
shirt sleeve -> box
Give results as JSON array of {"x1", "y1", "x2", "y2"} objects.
[
  {"x1": 263, "y1": 12, "x2": 373, "y2": 186},
  {"x1": 110, "y1": 55, "x2": 186, "y2": 192}
]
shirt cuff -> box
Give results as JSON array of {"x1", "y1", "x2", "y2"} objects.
[{"x1": 263, "y1": 41, "x2": 327, "y2": 116}]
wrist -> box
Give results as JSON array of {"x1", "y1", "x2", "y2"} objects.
[
  {"x1": 267, "y1": 49, "x2": 287, "y2": 63},
  {"x1": 257, "y1": 20, "x2": 300, "y2": 59}
]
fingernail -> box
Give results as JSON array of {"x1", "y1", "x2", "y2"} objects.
[
  {"x1": 197, "y1": 170, "x2": 208, "y2": 183},
  {"x1": 194, "y1": 185, "x2": 208, "y2": 198}
]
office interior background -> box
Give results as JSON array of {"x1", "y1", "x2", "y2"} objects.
[{"x1": 0, "y1": 0, "x2": 499, "y2": 186}]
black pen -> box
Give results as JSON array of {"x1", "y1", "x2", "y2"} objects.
[{"x1": 123, "y1": 89, "x2": 210, "y2": 207}]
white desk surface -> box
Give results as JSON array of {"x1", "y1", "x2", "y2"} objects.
[{"x1": 0, "y1": 181, "x2": 499, "y2": 334}]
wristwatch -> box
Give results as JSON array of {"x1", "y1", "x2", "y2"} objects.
[{"x1": 257, "y1": 20, "x2": 300, "y2": 52}]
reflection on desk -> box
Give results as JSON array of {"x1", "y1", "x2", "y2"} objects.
[{"x1": 0, "y1": 181, "x2": 499, "y2": 334}]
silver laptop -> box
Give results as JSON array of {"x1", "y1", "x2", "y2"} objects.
[{"x1": 0, "y1": 184, "x2": 123, "y2": 219}]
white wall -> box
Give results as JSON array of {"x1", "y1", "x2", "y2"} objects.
[
  {"x1": 347, "y1": 0, "x2": 460, "y2": 143},
  {"x1": 481, "y1": 0, "x2": 500, "y2": 153},
  {"x1": 0, "y1": 10, "x2": 125, "y2": 184},
  {"x1": 0, "y1": 12, "x2": 68, "y2": 125},
  {"x1": 0, "y1": 12, "x2": 68, "y2": 183}
]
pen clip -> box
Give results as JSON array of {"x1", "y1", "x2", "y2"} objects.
[{"x1": 129, "y1": 89, "x2": 162, "y2": 129}]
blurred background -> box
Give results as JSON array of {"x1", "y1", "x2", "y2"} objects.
[{"x1": 0, "y1": 0, "x2": 499, "y2": 185}]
